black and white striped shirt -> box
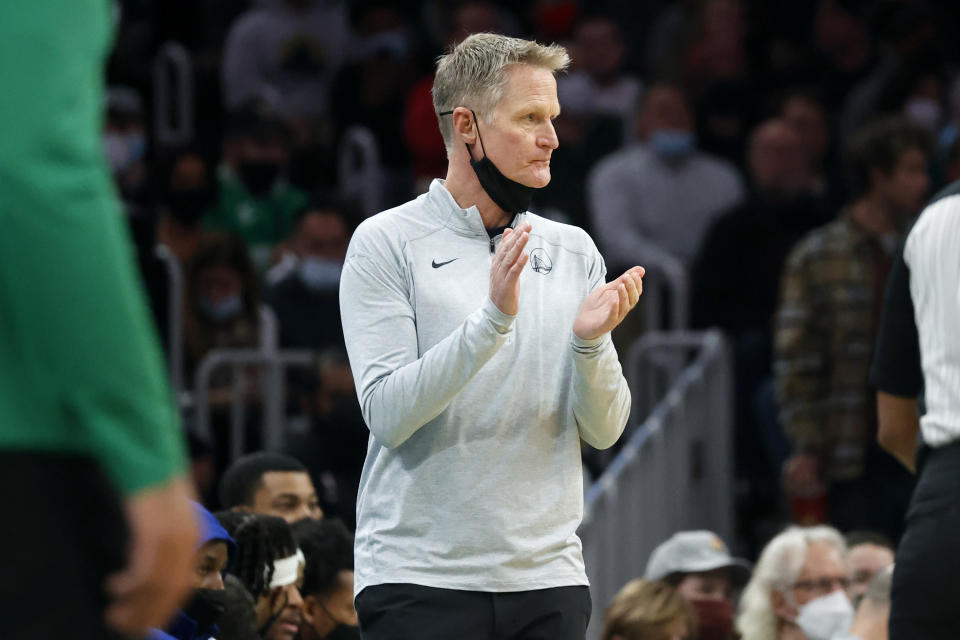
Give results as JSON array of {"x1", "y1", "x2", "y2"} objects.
[{"x1": 872, "y1": 181, "x2": 960, "y2": 447}]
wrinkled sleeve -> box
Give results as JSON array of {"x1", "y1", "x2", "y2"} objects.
[
  {"x1": 339, "y1": 230, "x2": 514, "y2": 449},
  {"x1": 570, "y1": 236, "x2": 631, "y2": 449}
]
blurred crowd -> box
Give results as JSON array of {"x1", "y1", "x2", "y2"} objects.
[{"x1": 104, "y1": 0, "x2": 960, "y2": 633}]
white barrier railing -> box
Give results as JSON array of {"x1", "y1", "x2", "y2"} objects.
[
  {"x1": 580, "y1": 330, "x2": 734, "y2": 639},
  {"x1": 338, "y1": 125, "x2": 382, "y2": 217},
  {"x1": 192, "y1": 348, "x2": 316, "y2": 462}
]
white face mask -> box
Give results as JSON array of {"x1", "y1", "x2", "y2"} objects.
[{"x1": 794, "y1": 590, "x2": 855, "y2": 640}]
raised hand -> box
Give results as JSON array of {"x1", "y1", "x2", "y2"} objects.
[
  {"x1": 489, "y1": 222, "x2": 532, "y2": 316},
  {"x1": 573, "y1": 266, "x2": 645, "y2": 340}
]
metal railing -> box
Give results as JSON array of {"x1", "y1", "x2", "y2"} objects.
[
  {"x1": 639, "y1": 253, "x2": 689, "y2": 332},
  {"x1": 192, "y1": 348, "x2": 316, "y2": 462},
  {"x1": 580, "y1": 330, "x2": 734, "y2": 640},
  {"x1": 154, "y1": 244, "x2": 185, "y2": 395},
  {"x1": 153, "y1": 41, "x2": 194, "y2": 148}
]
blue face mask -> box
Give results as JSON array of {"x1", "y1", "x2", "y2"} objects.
[
  {"x1": 649, "y1": 129, "x2": 696, "y2": 162},
  {"x1": 299, "y1": 257, "x2": 342, "y2": 292},
  {"x1": 199, "y1": 294, "x2": 243, "y2": 323}
]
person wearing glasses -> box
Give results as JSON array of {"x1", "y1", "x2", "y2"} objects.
[
  {"x1": 737, "y1": 526, "x2": 854, "y2": 640},
  {"x1": 339, "y1": 32, "x2": 645, "y2": 640}
]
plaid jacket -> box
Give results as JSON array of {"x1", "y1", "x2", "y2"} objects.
[{"x1": 775, "y1": 213, "x2": 892, "y2": 481}]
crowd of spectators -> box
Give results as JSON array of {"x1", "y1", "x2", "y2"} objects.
[{"x1": 106, "y1": 0, "x2": 960, "y2": 625}]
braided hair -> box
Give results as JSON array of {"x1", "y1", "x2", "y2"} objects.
[{"x1": 215, "y1": 511, "x2": 298, "y2": 600}]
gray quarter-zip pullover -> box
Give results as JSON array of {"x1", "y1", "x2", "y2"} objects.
[{"x1": 340, "y1": 179, "x2": 630, "y2": 594}]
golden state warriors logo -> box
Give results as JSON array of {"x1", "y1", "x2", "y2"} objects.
[{"x1": 529, "y1": 248, "x2": 553, "y2": 275}]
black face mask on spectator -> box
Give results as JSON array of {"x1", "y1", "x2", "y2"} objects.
[
  {"x1": 167, "y1": 188, "x2": 213, "y2": 225},
  {"x1": 325, "y1": 623, "x2": 361, "y2": 640},
  {"x1": 238, "y1": 161, "x2": 281, "y2": 197},
  {"x1": 183, "y1": 588, "x2": 228, "y2": 635}
]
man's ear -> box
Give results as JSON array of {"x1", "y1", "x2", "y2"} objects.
[
  {"x1": 233, "y1": 504, "x2": 253, "y2": 514},
  {"x1": 452, "y1": 107, "x2": 477, "y2": 146}
]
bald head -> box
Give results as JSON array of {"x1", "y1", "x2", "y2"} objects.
[{"x1": 747, "y1": 118, "x2": 810, "y2": 199}]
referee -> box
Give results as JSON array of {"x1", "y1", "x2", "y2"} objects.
[{"x1": 870, "y1": 180, "x2": 960, "y2": 639}]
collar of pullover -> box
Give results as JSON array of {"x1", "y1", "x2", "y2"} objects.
[{"x1": 426, "y1": 179, "x2": 524, "y2": 239}]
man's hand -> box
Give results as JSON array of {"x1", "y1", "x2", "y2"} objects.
[
  {"x1": 105, "y1": 476, "x2": 198, "y2": 635},
  {"x1": 489, "y1": 222, "x2": 532, "y2": 316},
  {"x1": 573, "y1": 266, "x2": 645, "y2": 340}
]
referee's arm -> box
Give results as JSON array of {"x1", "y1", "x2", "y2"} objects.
[{"x1": 870, "y1": 243, "x2": 923, "y2": 472}]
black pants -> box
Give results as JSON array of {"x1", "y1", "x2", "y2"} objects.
[
  {"x1": 356, "y1": 583, "x2": 591, "y2": 640},
  {"x1": 889, "y1": 441, "x2": 960, "y2": 639},
  {"x1": 0, "y1": 452, "x2": 130, "y2": 640}
]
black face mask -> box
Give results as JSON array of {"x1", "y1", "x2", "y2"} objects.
[
  {"x1": 439, "y1": 109, "x2": 535, "y2": 215},
  {"x1": 183, "y1": 588, "x2": 228, "y2": 636},
  {"x1": 237, "y1": 161, "x2": 281, "y2": 197},
  {"x1": 166, "y1": 188, "x2": 213, "y2": 225},
  {"x1": 325, "y1": 624, "x2": 362, "y2": 640}
]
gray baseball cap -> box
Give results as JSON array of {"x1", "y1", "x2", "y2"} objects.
[{"x1": 645, "y1": 530, "x2": 752, "y2": 586}]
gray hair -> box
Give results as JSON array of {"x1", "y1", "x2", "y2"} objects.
[
  {"x1": 736, "y1": 526, "x2": 847, "y2": 640},
  {"x1": 432, "y1": 32, "x2": 569, "y2": 151}
]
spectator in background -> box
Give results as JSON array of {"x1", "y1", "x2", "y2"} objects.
[
  {"x1": 840, "y1": 566, "x2": 893, "y2": 640},
  {"x1": 737, "y1": 525, "x2": 853, "y2": 640},
  {"x1": 404, "y1": 0, "x2": 508, "y2": 194},
  {"x1": 645, "y1": 530, "x2": 751, "y2": 640},
  {"x1": 333, "y1": 1, "x2": 418, "y2": 208},
  {"x1": 685, "y1": 0, "x2": 759, "y2": 165},
  {"x1": 692, "y1": 119, "x2": 832, "y2": 534},
  {"x1": 558, "y1": 13, "x2": 642, "y2": 144},
  {"x1": 183, "y1": 233, "x2": 263, "y2": 388},
  {"x1": 221, "y1": 0, "x2": 349, "y2": 122},
  {"x1": 157, "y1": 148, "x2": 219, "y2": 267},
  {"x1": 265, "y1": 200, "x2": 354, "y2": 352},
  {"x1": 149, "y1": 502, "x2": 237, "y2": 640},
  {"x1": 601, "y1": 579, "x2": 697, "y2": 640},
  {"x1": 105, "y1": 86, "x2": 150, "y2": 206},
  {"x1": 219, "y1": 451, "x2": 323, "y2": 522},
  {"x1": 811, "y1": 0, "x2": 876, "y2": 112},
  {"x1": 844, "y1": 532, "x2": 894, "y2": 609},
  {"x1": 588, "y1": 82, "x2": 744, "y2": 274},
  {"x1": 206, "y1": 108, "x2": 307, "y2": 271},
  {"x1": 776, "y1": 118, "x2": 930, "y2": 542},
  {"x1": 779, "y1": 88, "x2": 843, "y2": 209},
  {"x1": 216, "y1": 513, "x2": 305, "y2": 640},
  {"x1": 292, "y1": 518, "x2": 360, "y2": 640}
]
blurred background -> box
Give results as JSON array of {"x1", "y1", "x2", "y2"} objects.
[{"x1": 105, "y1": 0, "x2": 959, "y2": 619}]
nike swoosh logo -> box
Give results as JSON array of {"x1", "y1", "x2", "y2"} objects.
[{"x1": 432, "y1": 258, "x2": 458, "y2": 268}]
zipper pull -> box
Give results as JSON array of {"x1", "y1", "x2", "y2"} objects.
[{"x1": 489, "y1": 236, "x2": 496, "y2": 254}]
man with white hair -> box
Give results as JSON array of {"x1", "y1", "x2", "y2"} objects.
[
  {"x1": 339, "y1": 33, "x2": 644, "y2": 639},
  {"x1": 737, "y1": 526, "x2": 855, "y2": 640}
]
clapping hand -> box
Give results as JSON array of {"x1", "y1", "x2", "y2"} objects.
[{"x1": 573, "y1": 266, "x2": 645, "y2": 340}]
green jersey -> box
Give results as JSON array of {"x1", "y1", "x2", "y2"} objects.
[
  {"x1": 0, "y1": 1, "x2": 186, "y2": 494},
  {"x1": 205, "y1": 167, "x2": 307, "y2": 269}
]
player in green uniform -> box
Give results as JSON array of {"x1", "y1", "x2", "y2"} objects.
[{"x1": 0, "y1": 2, "x2": 197, "y2": 638}]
